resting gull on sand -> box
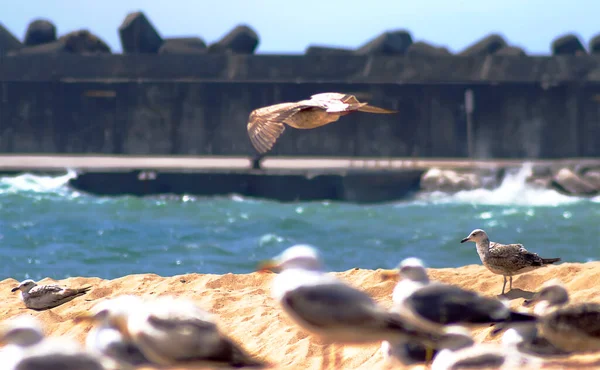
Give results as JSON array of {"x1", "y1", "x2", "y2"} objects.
[
  {"x1": 522, "y1": 279, "x2": 600, "y2": 353},
  {"x1": 11, "y1": 279, "x2": 91, "y2": 310},
  {"x1": 259, "y1": 245, "x2": 457, "y2": 370},
  {"x1": 76, "y1": 295, "x2": 266, "y2": 368},
  {"x1": 73, "y1": 295, "x2": 151, "y2": 369},
  {"x1": 430, "y1": 326, "x2": 540, "y2": 370},
  {"x1": 460, "y1": 229, "x2": 561, "y2": 295},
  {"x1": 490, "y1": 322, "x2": 570, "y2": 357},
  {"x1": 0, "y1": 315, "x2": 106, "y2": 370},
  {"x1": 379, "y1": 257, "x2": 537, "y2": 365}
]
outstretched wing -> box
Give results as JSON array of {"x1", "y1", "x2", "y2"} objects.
[{"x1": 247, "y1": 102, "x2": 312, "y2": 153}]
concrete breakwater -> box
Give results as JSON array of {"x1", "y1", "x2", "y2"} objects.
[
  {"x1": 0, "y1": 12, "x2": 600, "y2": 159},
  {"x1": 0, "y1": 156, "x2": 598, "y2": 203}
]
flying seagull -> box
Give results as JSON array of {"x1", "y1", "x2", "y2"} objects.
[
  {"x1": 460, "y1": 229, "x2": 561, "y2": 295},
  {"x1": 246, "y1": 92, "x2": 397, "y2": 154},
  {"x1": 11, "y1": 279, "x2": 92, "y2": 310}
]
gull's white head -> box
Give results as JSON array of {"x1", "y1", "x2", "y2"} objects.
[
  {"x1": 0, "y1": 315, "x2": 45, "y2": 347},
  {"x1": 501, "y1": 326, "x2": 532, "y2": 348},
  {"x1": 460, "y1": 229, "x2": 489, "y2": 244},
  {"x1": 380, "y1": 257, "x2": 429, "y2": 282},
  {"x1": 522, "y1": 279, "x2": 569, "y2": 315},
  {"x1": 258, "y1": 244, "x2": 323, "y2": 273},
  {"x1": 399, "y1": 257, "x2": 429, "y2": 282},
  {"x1": 11, "y1": 279, "x2": 37, "y2": 293}
]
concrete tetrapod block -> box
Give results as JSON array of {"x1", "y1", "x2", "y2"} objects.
[
  {"x1": 24, "y1": 19, "x2": 57, "y2": 47},
  {"x1": 119, "y1": 11, "x2": 163, "y2": 53}
]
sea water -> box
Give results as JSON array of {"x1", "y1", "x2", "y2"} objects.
[{"x1": 0, "y1": 166, "x2": 597, "y2": 281}]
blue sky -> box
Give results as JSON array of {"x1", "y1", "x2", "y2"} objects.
[{"x1": 2, "y1": 0, "x2": 597, "y2": 55}]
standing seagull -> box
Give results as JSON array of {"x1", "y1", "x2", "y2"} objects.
[
  {"x1": 522, "y1": 279, "x2": 600, "y2": 353},
  {"x1": 258, "y1": 245, "x2": 456, "y2": 370},
  {"x1": 11, "y1": 279, "x2": 92, "y2": 310},
  {"x1": 460, "y1": 229, "x2": 561, "y2": 295},
  {"x1": 247, "y1": 92, "x2": 397, "y2": 153}
]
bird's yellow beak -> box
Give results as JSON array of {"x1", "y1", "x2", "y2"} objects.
[
  {"x1": 72, "y1": 311, "x2": 96, "y2": 325},
  {"x1": 111, "y1": 315, "x2": 132, "y2": 340},
  {"x1": 256, "y1": 259, "x2": 280, "y2": 273},
  {"x1": 380, "y1": 269, "x2": 400, "y2": 281}
]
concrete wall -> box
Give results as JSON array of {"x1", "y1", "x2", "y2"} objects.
[{"x1": 1, "y1": 54, "x2": 599, "y2": 158}]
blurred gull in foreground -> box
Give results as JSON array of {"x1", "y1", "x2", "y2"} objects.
[
  {"x1": 73, "y1": 295, "x2": 151, "y2": 369},
  {"x1": 0, "y1": 315, "x2": 106, "y2": 370},
  {"x1": 461, "y1": 229, "x2": 561, "y2": 295},
  {"x1": 379, "y1": 257, "x2": 537, "y2": 366},
  {"x1": 259, "y1": 245, "x2": 455, "y2": 370},
  {"x1": 11, "y1": 279, "x2": 91, "y2": 310},
  {"x1": 76, "y1": 294, "x2": 266, "y2": 368},
  {"x1": 522, "y1": 279, "x2": 600, "y2": 353},
  {"x1": 430, "y1": 326, "x2": 540, "y2": 370},
  {"x1": 490, "y1": 322, "x2": 570, "y2": 358}
]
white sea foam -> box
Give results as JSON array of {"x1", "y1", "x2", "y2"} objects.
[
  {"x1": 0, "y1": 169, "x2": 78, "y2": 195},
  {"x1": 418, "y1": 164, "x2": 584, "y2": 207}
]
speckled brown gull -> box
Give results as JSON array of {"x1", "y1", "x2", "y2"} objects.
[
  {"x1": 11, "y1": 279, "x2": 91, "y2": 310},
  {"x1": 460, "y1": 229, "x2": 561, "y2": 295},
  {"x1": 522, "y1": 279, "x2": 600, "y2": 353},
  {"x1": 247, "y1": 92, "x2": 396, "y2": 154}
]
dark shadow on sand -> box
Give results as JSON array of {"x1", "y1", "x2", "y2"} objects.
[{"x1": 497, "y1": 288, "x2": 534, "y2": 301}]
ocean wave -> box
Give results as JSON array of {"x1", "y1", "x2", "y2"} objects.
[
  {"x1": 0, "y1": 170, "x2": 78, "y2": 195},
  {"x1": 0, "y1": 164, "x2": 594, "y2": 208},
  {"x1": 416, "y1": 164, "x2": 583, "y2": 207}
]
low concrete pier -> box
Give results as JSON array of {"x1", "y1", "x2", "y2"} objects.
[{"x1": 1, "y1": 155, "x2": 598, "y2": 203}]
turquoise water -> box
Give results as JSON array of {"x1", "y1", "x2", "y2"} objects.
[{"x1": 0, "y1": 167, "x2": 598, "y2": 281}]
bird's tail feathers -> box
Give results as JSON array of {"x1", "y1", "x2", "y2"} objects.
[
  {"x1": 357, "y1": 104, "x2": 397, "y2": 114},
  {"x1": 506, "y1": 311, "x2": 538, "y2": 323},
  {"x1": 74, "y1": 286, "x2": 92, "y2": 295},
  {"x1": 229, "y1": 344, "x2": 268, "y2": 368}
]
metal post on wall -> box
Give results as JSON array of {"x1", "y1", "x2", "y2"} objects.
[{"x1": 464, "y1": 89, "x2": 475, "y2": 158}]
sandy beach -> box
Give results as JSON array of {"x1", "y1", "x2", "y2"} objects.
[{"x1": 2, "y1": 262, "x2": 600, "y2": 369}]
